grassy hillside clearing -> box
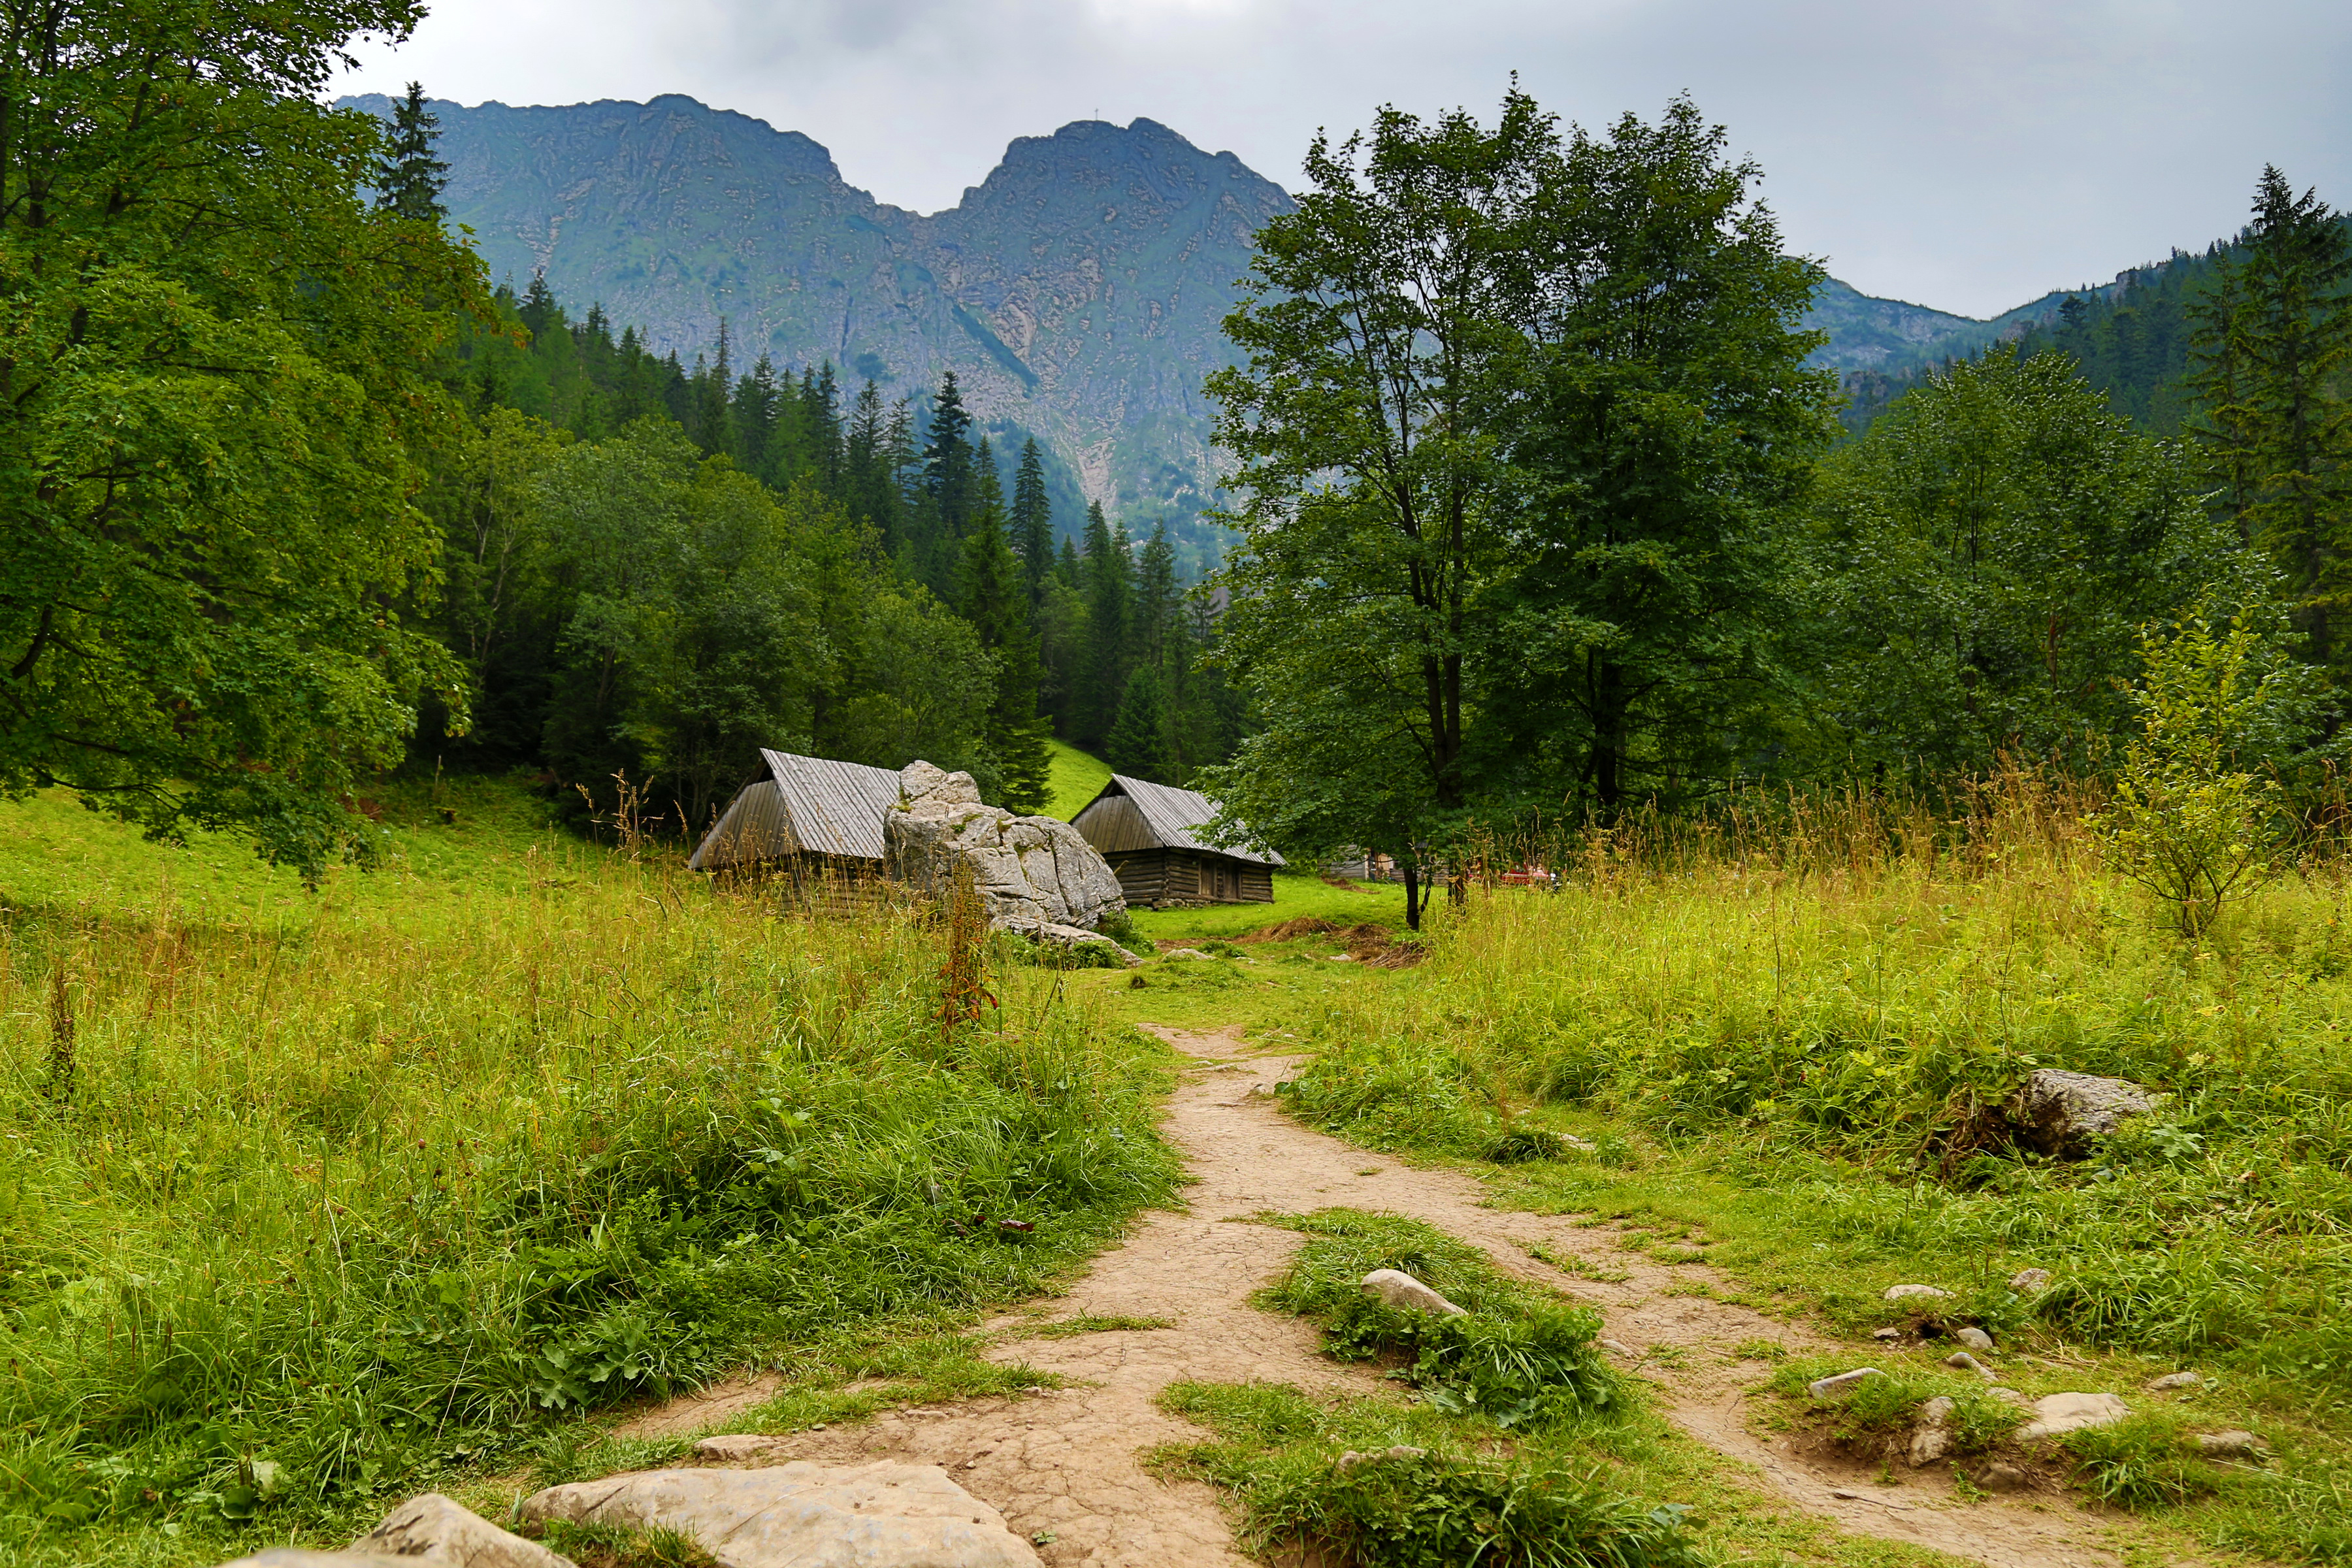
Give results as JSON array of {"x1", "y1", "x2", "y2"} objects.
[{"x1": 0, "y1": 781, "x2": 1178, "y2": 1566}]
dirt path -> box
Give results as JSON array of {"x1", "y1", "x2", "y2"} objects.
[{"x1": 629, "y1": 1025, "x2": 2141, "y2": 1568}]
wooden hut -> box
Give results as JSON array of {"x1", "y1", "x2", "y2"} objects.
[
  {"x1": 1070, "y1": 774, "x2": 1282, "y2": 907},
  {"x1": 688, "y1": 750, "x2": 903, "y2": 886}
]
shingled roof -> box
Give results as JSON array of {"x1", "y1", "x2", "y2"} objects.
[
  {"x1": 1071, "y1": 774, "x2": 1285, "y2": 867},
  {"x1": 688, "y1": 749, "x2": 904, "y2": 869}
]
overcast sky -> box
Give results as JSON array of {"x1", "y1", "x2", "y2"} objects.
[{"x1": 337, "y1": 0, "x2": 2351, "y2": 319}]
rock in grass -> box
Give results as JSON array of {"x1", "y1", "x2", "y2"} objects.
[
  {"x1": 1955, "y1": 1326, "x2": 1995, "y2": 1351},
  {"x1": 696, "y1": 1433, "x2": 787, "y2": 1461},
  {"x1": 521, "y1": 1463, "x2": 1040, "y2": 1568},
  {"x1": 1807, "y1": 1367, "x2": 1884, "y2": 1401},
  {"x1": 2008, "y1": 1267, "x2": 2053, "y2": 1293},
  {"x1": 2006, "y1": 1070, "x2": 2155, "y2": 1159},
  {"x1": 2147, "y1": 1371, "x2": 2202, "y2": 1392},
  {"x1": 1883, "y1": 1283, "x2": 1954, "y2": 1302},
  {"x1": 217, "y1": 1495, "x2": 574, "y2": 1568},
  {"x1": 1334, "y1": 1445, "x2": 1427, "y2": 1473},
  {"x1": 1360, "y1": 1268, "x2": 1468, "y2": 1316},
  {"x1": 1974, "y1": 1461, "x2": 2029, "y2": 1492},
  {"x1": 1162, "y1": 947, "x2": 1213, "y2": 960},
  {"x1": 2017, "y1": 1392, "x2": 2130, "y2": 1441},
  {"x1": 1987, "y1": 1386, "x2": 2032, "y2": 1407},
  {"x1": 1870, "y1": 1327, "x2": 1903, "y2": 1341},
  {"x1": 1943, "y1": 1351, "x2": 1997, "y2": 1380},
  {"x1": 2196, "y1": 1429, "x2": 2266, "y2": 1460},
  {"x1": 1908, "y1": 1396, "x2": 1956, "y2": 1466}
]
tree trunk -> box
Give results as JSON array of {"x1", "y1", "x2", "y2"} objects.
[{"x1": 1401, "y1": 859, "x2": 1422, "y2": 932}]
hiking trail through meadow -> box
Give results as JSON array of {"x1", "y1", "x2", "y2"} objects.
[{"x1": 627, "y1": 1024, "x2": 2155, "y2": 1568}]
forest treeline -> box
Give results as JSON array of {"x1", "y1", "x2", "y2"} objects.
[
  {"x1": 6, "y1": 4, "x2": 2345, "y2": 890},
  {"x1": 1203, "y1": 97, "x2": 2352, "y2": 923}
]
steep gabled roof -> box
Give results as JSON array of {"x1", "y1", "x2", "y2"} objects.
[
  {"x1": 757, "y1": 749, "x2": 902, "y2": 859},
  {"x1": 1071, "y1": 774, "x2": 1285, "y2": 867}
]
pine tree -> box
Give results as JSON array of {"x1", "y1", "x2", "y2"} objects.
[
  {"x1": 1056, "y1": 536, "x2": 1082, "y2": 587},
  {"x1": 737, "y1": 355, "x2": 782, "y2": 483},
  {"x1": 1077, "y1": 503, "x2": 1135, "y2": 750},
  {"x1": 958, "y1": 481, "x2": 1053, "y2": 813},
  {"x1": 374, "y1": 82, "x2": 449, "y2": 223},
  {"x1": 1011, "y1": 438, "x2": 1054, "y2": 604},
  {"x1": 1135, "y1": 521, "x2": 1176, "y2": 671},
  {"x1": 915, "y1": 372, "x2": 977, "y2": 593},
  {"x1": 2187, "y1": 166, "x2": 2352, "y2": 672},
  {"x1": 1105, "y1": 664, "x2": 1173, "y2": 783}
]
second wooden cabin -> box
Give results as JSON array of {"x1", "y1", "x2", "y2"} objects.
[{"x1": 1071, "y1": 774, "x2": 1282, "y2": 906}]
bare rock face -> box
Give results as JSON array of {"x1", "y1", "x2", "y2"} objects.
[
  {"x1": 1360, "y1": 1268, "x2": 1468, "y2": 1317},
  {"x1": 2006, "y1": 1070, "x2": 2156, "y2": 1158},
  {"x1": 521, "y1": 1462, "x2": 1041, "y2": 1568},
  {"x1": 887, "y1": 763, "x2": 1126, "y2": 934},
  {"x1": 216, "y1": 1494, "x2": 572, "y2": 1568},
  {"x1": 1908, "y1": 1396, "x2": 1956, "y2": 1466}
]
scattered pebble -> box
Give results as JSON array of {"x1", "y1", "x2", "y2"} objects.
[
  {"x1": 2147, "y1": 1371, "x2": 2202, "y2": 1392},
  {"x1": 1942, "y1": 1351, "x2": 1997, "y2": 1380},
  {"x1": 1884, "y1": 1283, "x2": 1955, "y2": 1302},
  {"x1": 1808, "y1": 1367, "x2": 1884, "y2": 1401},
  {"x1": 2196, "y1": 1429, "x2": 2266, "y2": 1460},
  {"x1": 1954, "y1": 1326, "x2": 1995, "y2": 1351},
  {"x1": 2008, "y1": 1267, "x2": 2053, "y2": 1294},
  {"x1": 1871, "y1": 1327, "x2": 1904, "y2": 1341}
]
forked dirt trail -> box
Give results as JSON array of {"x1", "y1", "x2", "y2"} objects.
[{"x1": 634, "y1": 1024, "x2": 2140, "y2": 1568}]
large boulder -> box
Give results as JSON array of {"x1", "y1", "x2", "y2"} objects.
[
  {"x1": 886, "y1": 762, "x2": 1126, "y2": 933},
  {"x1": 2006, "y1": 1070, "x2": 2157, "y2": 1158},
  {"x1": 520, "y1": 1462, "x2": 1040, "y2": 1568}
]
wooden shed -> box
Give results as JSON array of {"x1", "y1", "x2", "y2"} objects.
[
  {"x1": 688, "y1": 749, "x2": 903, "y2": 883},
  {"x1": 1070, "y1": 774, "x2": 1283, "y2": 907}
]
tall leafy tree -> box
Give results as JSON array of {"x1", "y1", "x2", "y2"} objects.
[
  {"x1": 374, "y1": 80, "x2": 449, "y2": 223},
  {"x1": 0, "y1": 3, "x2": 485, "y2": 877},
  {"x1": 2185, "y1": 167, "x2": 2352, "y2": 676}
]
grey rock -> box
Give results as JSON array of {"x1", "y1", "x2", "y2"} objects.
[
  {"x1": 218, "y1": 1495, "x2": 576, "y2": 1568},
  {"x1": 2147, "y1": 1371, "x2": 2202, "y2": 1392},
  {"x1": 1870, "y1": 1327, "x2": 1904, "y2": 1341},
  {"x1": 1908, "y1": 1396, "x2": 1957, "y2": 1467},
  {"x1": 521, "y1": 1463, "x2": 1040, "y2": 1568},
  {"x1": 2017, "y1": 1392, "x2": 2130, "y2": 1441},
  {"x1": 1011, "y1": 919, "x2": 1139, "y2": 965},
  {"x1": 1954, "y1": 1327, "x2": 1995, "y2": 1351},
  {"x1": 887, "y1": 764, "x2": 1126, "y2": 934},
  {"x1": 696, "y1": 1433, "x2": 787, "y2": 1461},
  {"x1": 1942, "y1": 1351, "x2": 1997, "y2": 1380},
  {"x1": 2195, "y1": 1429, "x2": 2265, "y2": 1460},
  {"x1": 1334, "y1": 1445, "x2": 1426, "y2": 1473},
  {"x1": 2008, "y1": 1267, "x2": 2054, "y2": 1293},
  {"x1": 1974, "y1": 1461, "x2": 2029, "y2": 1492},
  {"x1": 2006, "y1": 1070, "x2": 2157, "y2": 1158},
  {"x1": 1162, "y1": 947, "x2": 1213, "y2": 960},
  {"x1": 1360, "y1": 1268, "x2": 1467, "y2": 1317},
  {"x1": 1807, "y1": 1367, "x2": 1884, "y2": 1401},
  {"x1": 1883, "y1": 1283, "x2": 1954, "y2": 1303}
]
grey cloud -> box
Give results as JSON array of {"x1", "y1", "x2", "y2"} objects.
[{"x1": 339, "y1": 0, "x2": 2351, "y2": 317}]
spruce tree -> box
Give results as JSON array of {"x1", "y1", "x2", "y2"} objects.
[
  {"x1": 957, "y1": 483, "x2": 1054, "y2": 813},
  {"x1": 1077, "y1": 506, "x2": 1135, "y2": 751},
  {"x1": 374, "y1": 82, "x2": 449, "y2": 223},
  {"x1": 1011, "y1": 438, "x2": 1054, "y2": 603},
  {"x1": 916, "y1": 372, "x2": 977, "y2": 593},
  {"x1": 1105, "y1": 664, "x2": 1173, "y2": 782},
  {"x1": 1136, "y1": 521, "x2": 1176, "y2": 670},
  {"x1": 2187, "y1": 166, "x2": 2352, "y2": 671},
  {"x1": 1056, "y1": 536, "x2": 1082, "y2": 587}
]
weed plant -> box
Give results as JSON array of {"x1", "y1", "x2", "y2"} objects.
[
  {"x1": 0, "y1": 787, "x2": 1179, "y2": 1562},
  {"x1": 1258, "y1": 1211, "x2": 1618, "y2": 1429}
]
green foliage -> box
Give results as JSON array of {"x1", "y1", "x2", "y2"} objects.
[
  {"x1": 1159, "y1": 1382, "x2": 1701, "y2": 1568},
  {"x1": 0, "y1": 788, "x2": 1178, "y2": 1553},
  {"x1": 374, "y1": 83, "x2": 450, "y2": 222},
  {"x1": 2061, "y1": 1414, "x2": 2222, "y2": 1509},
  {"x1": 2093, "y1": 611, "x2": 2306, "y2": 936},
  {"x1": 1764, "y1": 1359, "x2": 2021, "y2": 1454},
  {"x1": 1258, "y1": 1210, "x2": 1618, "y2": 1429},
  {"x1": 1805, "y1": 348, "x2": 2274, "y2": 776},
  {"x1": 0, "y1": 3, "x2": 489, "y2": 879}
]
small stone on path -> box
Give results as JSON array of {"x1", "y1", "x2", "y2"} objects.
[{"x1": 1974, "y1": 1462, "x2": 2029, "y2": 1492}]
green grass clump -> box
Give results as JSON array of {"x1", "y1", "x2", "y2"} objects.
[
  {"x1": 1158, "y1": 1382, "x2": 1703, "y2": 1568},
  {"x1": 1258, "y1": 1211, "x2": 1618, "y2": 1430},
  {"x1": 0, "y1": 782, "x2": 1180, "y2": 1563},
  {"x1": 526, "y1": 1518, "x2": 716, "y2": 1568},
  {"x1": 1765, "y1": 1358, "x2": 2021, "y2": 1455}
]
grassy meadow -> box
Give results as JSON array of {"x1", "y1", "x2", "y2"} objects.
[
  {"x1": 1267, "y1": 782, "x2": 2352, "y2": 1561},
  {"x1": 0, "y1": 780, "x2": 1179, "y2": 1565}
]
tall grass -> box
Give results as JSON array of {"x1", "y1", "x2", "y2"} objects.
[
  {"x1": 0, "y1": 810, "x2": 1177, "y2": 1558},
  {"x1": 1289, "y1": 770, "x2": 2352, "y2": 1392}
]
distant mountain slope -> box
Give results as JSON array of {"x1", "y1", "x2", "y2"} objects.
[
  {"x1": 341, "y1": 93, "x2": 1289, "y2": 558},
  {"x1": 1797, "y1": 277, "x2": 2083, "y2": 374}
]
